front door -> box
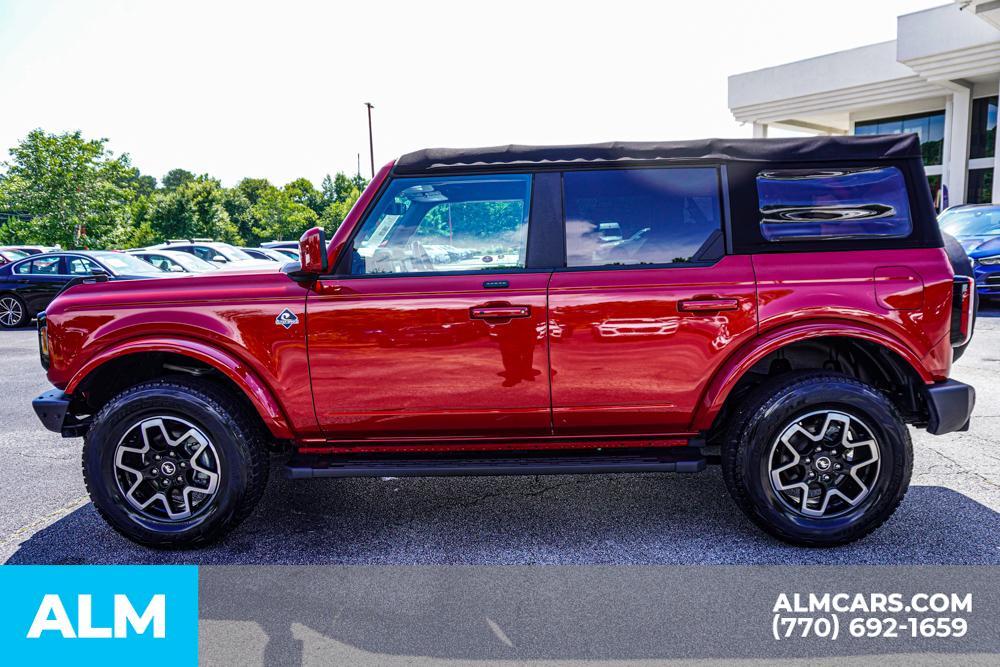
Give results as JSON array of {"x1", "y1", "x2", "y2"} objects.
[
  {"x1": 307, "y1": 172, "x2": 552, "y2": 441},
  {"x1": 547, "y1": 166, "x2": 758, "y2": 435}
]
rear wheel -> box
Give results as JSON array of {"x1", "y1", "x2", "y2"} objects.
[
  {"x1": 0, "y1": 295, "x2": 27, "y2": 328},
  {"x1": 721, "y1": 373, "x2": 912, "y2": 546},
  {"x1": 83, "y1": 378, "x2": 270, "y2": 548}
]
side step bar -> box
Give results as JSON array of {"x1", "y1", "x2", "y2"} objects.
[{"x1": 287, "y1": 447, "x2": 706, "y2": 479}]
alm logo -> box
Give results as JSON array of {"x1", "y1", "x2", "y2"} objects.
[
  {"x1": 27, "y1": 593, "x2": 166, "y2": 639},
  {"x1": 275, "y1": 308, "x2": 299, "y2": 329}
]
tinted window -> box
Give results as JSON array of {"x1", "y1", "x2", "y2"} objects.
[
  {"x1": 563, "y1": 168, "x2": 723, "y2": 267},
  {"x1": 17, "y1": 256, "x2": 62, "y2": 275},
  {"x1": 350, "y1": 174, "x2": 531, "y2": 275},
  {"x1": 190, "y1": 246, "x2": 224, "y2": 262},
  {"x1": 757, "y1": 167, "x2": 912, "y2": 242},
  {"x1": 142, "y1": 254, "x2": 178, "y2": 271}
]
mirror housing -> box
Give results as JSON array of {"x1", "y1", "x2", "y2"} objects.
[{"x1": 298, "y1": 227, "x2": 329, "y2": 274}]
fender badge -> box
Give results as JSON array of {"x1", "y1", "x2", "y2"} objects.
[{"x1": 275, "y1": 308, "x2": 299, "y2": 329}]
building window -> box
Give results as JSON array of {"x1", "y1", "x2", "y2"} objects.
[
  {"x1": 967, "y1": 168, "x2": 994, "y2": 205},
  {"x1": 971, "y1": 96, "x2": 997, "y2": 160},
  {"x1": 854, "y1": 111, "x2": 944, "y2": 166},
  {"x1": 757, "y1": 167, "x2": 912, "y2": 242}
]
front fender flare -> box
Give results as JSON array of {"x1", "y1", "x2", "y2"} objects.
[
  {"x1": 66, "y1": 337, "x2": 294, "y2": 440},
  {"x1": 691, "y1": 322, "x2": 932, "y2": 432}
]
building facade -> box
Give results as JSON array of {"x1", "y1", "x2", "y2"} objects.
[{"x1": 728, "y1": 1, "x2": 1000, "y2": 207}]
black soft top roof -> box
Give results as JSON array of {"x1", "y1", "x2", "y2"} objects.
[{"x1": 394, "y1": 134, "x2": 921, "y2": 174}]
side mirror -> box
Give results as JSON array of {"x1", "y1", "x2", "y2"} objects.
[{"x1": 299, "y1": 227, "x2": 329, "y2": 274}]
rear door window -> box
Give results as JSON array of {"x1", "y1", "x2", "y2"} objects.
[
  {"x1": 563, "y1": 168, "x2": 724, "y2": 268},
  {"x1": 17, "y1": 256, "x2": 63, "y2": 275},
  {"x1": 756, "y1": 167, "x2": 912, "y2": 242}
]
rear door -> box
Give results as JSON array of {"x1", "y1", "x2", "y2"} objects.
[
  {"x1": 547, "y1": 166, "x2": 758, "y2": 435},
  {"x1": 13, "y1": 255, "x2": 68, "y2": 313},
  {"x1": 307, "y1": 172, "x2": 556, "y2": 441}
]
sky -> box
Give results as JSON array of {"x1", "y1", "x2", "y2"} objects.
[{"x1": 0, "y1": 0, "x2": 946, "y2": 187}]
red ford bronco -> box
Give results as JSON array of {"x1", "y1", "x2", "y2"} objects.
[{"x1": 32, "y1": 135, "x2": 976, "y2": 548}]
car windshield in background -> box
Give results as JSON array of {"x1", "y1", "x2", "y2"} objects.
[
  {"x1": 940, "y1": 206, "x2": 1000, "y2": 238},
  {"x1": 91, "y1": 252, "x2": 164, "y2": 275},
  {"x1": 171, "y1": 253, "x2": 218, "y2": 271},
  {"x1": 217, "y1": 245, "x2": 255, "y2": 261}
]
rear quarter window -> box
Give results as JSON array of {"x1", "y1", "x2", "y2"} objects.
[{"x1": 757, "y1": 167, "x2": 912, "y2": 242}]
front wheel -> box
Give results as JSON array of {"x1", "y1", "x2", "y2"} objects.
[
  {"x1": 83, "y1": 378, "x2": 270, "y2": 548},
  {"x1": 0, "y1": 294, "x2": 28, "y2": 328},
  {"x1": 721, "y1": 373, "x2": 912, "y2": 547}
]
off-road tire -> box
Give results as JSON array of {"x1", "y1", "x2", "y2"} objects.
[
  {"x1": 82, "y1": 377, "x2": 270, "y2": 548},
  {"x1": 721, "y1": 372, "x2": 912, "y2": 547}
]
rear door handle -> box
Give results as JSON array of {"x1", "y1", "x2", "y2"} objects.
[
  {"x1": 678, "y1": 298, "x2": 740, "y2": 312},
  {"x1": 470, "y1": 305, "x2": 531, "y2": 320}
]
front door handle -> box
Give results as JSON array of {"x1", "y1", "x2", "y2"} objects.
[
  {"x1": 678, "y1": 298, "x2": 740, "y2": 313},
  {"x1": 470, "y1": 305, "x2": 531, "y2": 320}
]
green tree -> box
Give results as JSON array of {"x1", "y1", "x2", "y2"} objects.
[
  {"x1": 0, "y1": 129, "x2": 144, "y2": 248},
  {"x1": 224, "y1": 177, "x2": 275, "y2": 244},
  {"x1": 319, "y1": 186, "x2": 362, "y2": 234},
  {"x1": 250, "y1": 188, "x2": 318, "y2": 241},
  {"x1": 283, "y1": 177, "x2": 323, "y2": 216},
  {"x1": 161, "y1": 168, "x2": 194, "y2": 190},
  {"x1": 146, "y1": 176, "x2": 240, "y2": 243}
]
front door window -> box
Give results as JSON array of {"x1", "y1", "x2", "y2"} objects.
[{"x1": 348, "y1": 174, "x2": 531, "y2": 275}]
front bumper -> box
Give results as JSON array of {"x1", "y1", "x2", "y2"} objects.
[
  {"x1": 973, "y1": 264, "x2": 1000, "y2": 297},
  {"x1": 925, "y1": 379, "x2": 975, "y2": 435},
  {"x1": 32, "y1": 389, "x2": 88, "y2": 437}
]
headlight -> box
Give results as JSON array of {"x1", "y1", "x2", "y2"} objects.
[{"x1": 978, "y1": 256, "x2": 1000, "y2": 266}]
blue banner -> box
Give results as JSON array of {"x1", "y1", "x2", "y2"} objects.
[{"x1": 0, "y1": 566, "x2": 198, "y2": 665}]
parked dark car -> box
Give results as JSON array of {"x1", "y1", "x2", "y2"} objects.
[{"x1": 0, "y1": 251, "x2": 166, "y2": 328}]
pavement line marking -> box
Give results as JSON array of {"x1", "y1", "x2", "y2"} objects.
[
  {"x1": 486, "y1": 617, "x2": 514, "y2": 648},
  {"x1": 0, "y1": 495, "x2": 90, "y2": 549}
]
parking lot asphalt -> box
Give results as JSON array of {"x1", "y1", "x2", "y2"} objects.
[{"x1": 2, "y1": 311, "x2": 1000, "y2": 565}]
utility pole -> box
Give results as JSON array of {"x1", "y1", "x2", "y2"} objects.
[
  {"x1": 364, "y1": 102, "x2": 375, "y2": 178},
  {"x1": 357, "y1": 153, "x2": 361, "y2": 180}
]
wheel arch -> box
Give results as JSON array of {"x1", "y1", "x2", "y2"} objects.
[
  {"x1": 694, "y1": 323, "x2": 932, "y2": 435},
  {"x1": 67, "y1": 338, "x2": 294, "y2": 440}
]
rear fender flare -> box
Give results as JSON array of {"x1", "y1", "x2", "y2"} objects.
[
  {"x1": 692, "y1": 322, "x2": 931, "y2": 431},
  {"x1": 66, "y1": 337, "x2": 294, "y2": 439}
]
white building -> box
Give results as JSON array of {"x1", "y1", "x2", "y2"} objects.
[{"x1": 728, "y1": 0, "x2": 1000, "y2": 207}]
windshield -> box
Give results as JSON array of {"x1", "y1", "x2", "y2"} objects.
[
  {"x1": 92, "y1": 252, "x2": 164, "y2": 275},
  {"x1": 2, "y1": 249, "x2": 28, "y2": 260},
  {"x1": 215, "y1": 245, "x2": 255, "y2": 261},
  {"x1": 171, "y1": 253, "x2": 218, "y2": 271},
  {"x1": 940, "y1": 207, "x2": 1000, "y2": 238}
]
